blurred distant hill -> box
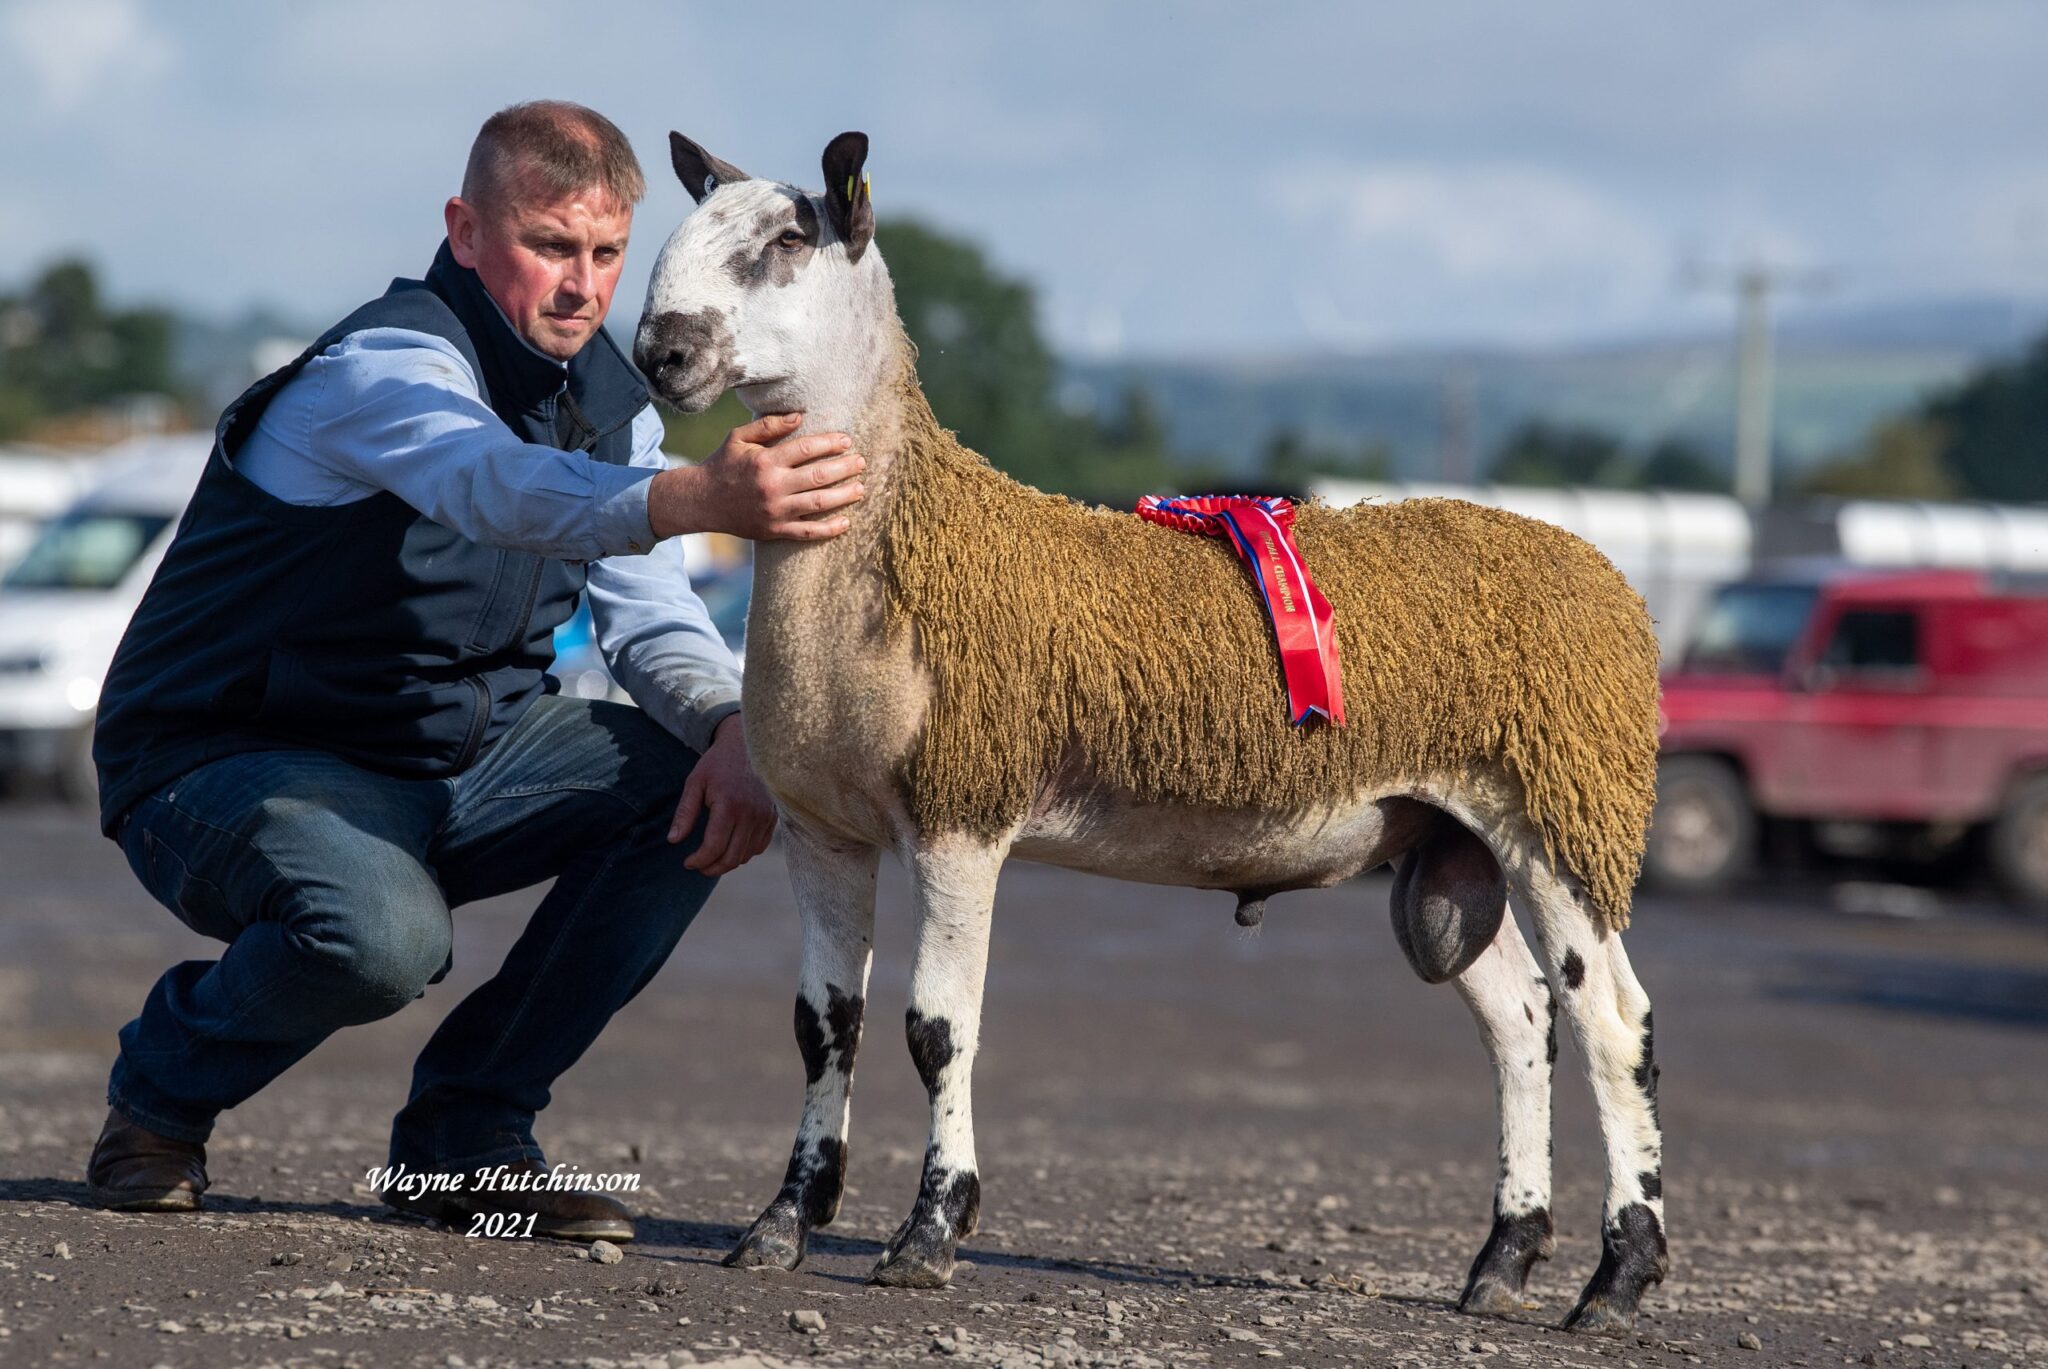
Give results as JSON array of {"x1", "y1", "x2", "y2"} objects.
[
  {"x1": 12, "y1": 242, "x2": 2045, "y2": 502},
  {"x1": 166, "y1": 290, "x2": 2048, "y2": 490},
  {"x1": 1061, "y1": 296, "x2": 2048, "y2": 483}
]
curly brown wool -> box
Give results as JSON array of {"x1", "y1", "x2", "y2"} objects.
[{"x1": 875, "y1": 368, "x2": 1662, "y2": 931}]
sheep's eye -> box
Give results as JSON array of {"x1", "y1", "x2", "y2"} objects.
[{"x1": 775, "y1": 228, "x2": 806, "y2": 251}]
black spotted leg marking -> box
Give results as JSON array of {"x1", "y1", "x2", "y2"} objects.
[
  {"x1": 870, "y1": 839, "x2": 1003, "y2": 1289},
  {"x1": 728, "y1": 833, "x2": 878, "y2": 1272},
  {"x1": 1449, "y1": 911, "x2": 1558, "y2": 1317},
  {"x1": 726, "y1": 986, "x2": 864, "y2": 1269},
  {"x1": 872, "y1": 1013, "x2": 984, "y2": 1285},
  {"x1": 1512, "y1": 853, "x2": 1668, "y2": 1335}
]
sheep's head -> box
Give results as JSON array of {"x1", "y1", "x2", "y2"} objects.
[{"x1": 635, "y1": 130, "x2": 891, "y2": 420}]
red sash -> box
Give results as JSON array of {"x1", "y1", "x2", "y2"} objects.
[{"x1": 1136, "y1": 494, "x2": 1346, "y2": 726}]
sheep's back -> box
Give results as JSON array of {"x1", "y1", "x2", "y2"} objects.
[{"x1": 884, "y1": 450, "x2": 1661, "y2": 929}]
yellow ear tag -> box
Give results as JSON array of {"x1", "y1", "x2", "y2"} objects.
[
  {"x1": 863, "y1": 173, "x2": 872, "y2": 201},
  {"x1": 845, "y1": 175, "x2": 855, "y2": 200}
]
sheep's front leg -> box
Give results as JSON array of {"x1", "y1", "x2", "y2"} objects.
[
  {"x1": 869, "y1": 834, "x2": 1005, "y2": 1289},
  {"x1": 727, "y1": 825, "x2": 878, "y2": 1271}
]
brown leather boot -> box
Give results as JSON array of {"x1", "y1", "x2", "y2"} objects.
[
  {"x1": 382, "y1": 1160, "x2": 634, "y2": 1244},
  {"x1": 85, "y1": 1108, "x2": 208, "y2": 1212}
]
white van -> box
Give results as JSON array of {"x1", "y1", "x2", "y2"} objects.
[
  {"x1": 0, "y1": 447, "x2": 95, "y2": 574},
  {"x1": 0, "y1": 434, "x2": 211, "y2": 802}
]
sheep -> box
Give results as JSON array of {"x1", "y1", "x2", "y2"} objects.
[{"x1": 634, "y1": 130, "x2": 1669, "y2": 1335}]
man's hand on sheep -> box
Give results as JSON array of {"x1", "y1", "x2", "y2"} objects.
[
  {"x1": 651, "y1": 412, "x2": 866, "y2": 542},
  {"x1": 669, "y1": 714, "x2": 777, "y2": 875}
]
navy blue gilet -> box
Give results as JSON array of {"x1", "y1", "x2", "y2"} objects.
[{"x1": 92, "y1": 241, "x2": 649, "y2": 836}]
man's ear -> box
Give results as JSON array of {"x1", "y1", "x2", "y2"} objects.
[
  {"x1": 670, "y1": 132, "x2": 749, "y2": 205},
  {"x1": 821, "y1": 131, "x2": 874, "y2": 263},
  {"x1": 444, "y1": 196, "x2": 482, "y2": 267}
]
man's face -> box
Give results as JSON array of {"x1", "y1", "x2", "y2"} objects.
[{"x1": 445, "y1": 179, "x2": 632, "y2": 361}]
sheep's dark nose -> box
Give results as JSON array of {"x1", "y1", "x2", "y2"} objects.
[
  {"x1": 641, "y1": 343, "x2": 687, "y2": 378},
  {"x1": 632, "y1": 322, "x2": 686, "y2": 378},
  {"x1": 634, "y1": 309, "x2": 726, "y2": 382},
  {"x1": 634, "y1": 308, "x2": 737, "y2": 411}
]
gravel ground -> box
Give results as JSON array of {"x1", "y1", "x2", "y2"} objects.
[{"x1": 0, "y1": 801, "x2": 2043, "y2": 1368}]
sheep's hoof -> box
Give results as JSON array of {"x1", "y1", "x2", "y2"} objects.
[
  {"x1": 868, "y1": 1237, "x2": 955, "y2": 1289},
  {"x1": 1561, "y1": 1295, "x2": 1636, "y2": 1336},
  {"x1": 1457, "y1": 1276, "x2": 1535, "y2": 1319},
  {"x1": 1562, "y1": 1203, "x2": 1664, "y2": 1334},
  {"x1": 724, "y1": 1204, "x2": 806, "y2": 1272},
  {"x1": 1457, "y1": 1208, "x2": 1552, "y2": 1319}
]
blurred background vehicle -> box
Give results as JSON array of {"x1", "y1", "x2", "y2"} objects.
[
  {"x1": 0, "y1": 434, "x2": 207, "y2": 803},
  {"x1": 1651, "y1": 566, "x2": 2048, "y2": 905},
  {"x1": 0, "y1": 446, "x2": 94, "y2": 574}
]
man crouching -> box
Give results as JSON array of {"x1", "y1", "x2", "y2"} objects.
[{"x1": 83, "y1": 101, "x2": 865, "y2": 1241}]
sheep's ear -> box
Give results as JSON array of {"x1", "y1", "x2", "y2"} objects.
[
  {"x1": 670, "y1": 132, "x2": 748, "y2": 204},
  {"x1": 821, "y1": 131, "x2": 874, "y2": 262}
]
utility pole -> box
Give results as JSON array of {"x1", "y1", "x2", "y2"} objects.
[
  {"x1": 1439, "y1": 358, "x2": 1476, "y2": 484},
  {"x1": 1732, "y1": 268, "x2": 1775, "y2": 506},
  {"x1": 1685, "y1": 262, "x2": 1830, "y2": 506}
]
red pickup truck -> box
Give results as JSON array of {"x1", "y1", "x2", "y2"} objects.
[{"x1": 1647, "y1": 567, "x2": 2048, "y2": 905}]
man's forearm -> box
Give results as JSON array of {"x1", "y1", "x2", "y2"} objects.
[{"x1": 646, "y1": 464, "x2": 709, "y2": 541}]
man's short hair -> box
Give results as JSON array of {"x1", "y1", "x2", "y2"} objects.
[{"x1": 462, "y1": 100, "x2": 646, "y2": 215}]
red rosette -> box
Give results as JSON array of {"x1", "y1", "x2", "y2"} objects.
[{"x1": 1135, "y1": 494, "x2": 1344, "y2": 726}]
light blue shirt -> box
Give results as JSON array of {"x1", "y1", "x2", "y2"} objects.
[{"x1": 233, "y1": 326, "x2": 744, "y2": 754}]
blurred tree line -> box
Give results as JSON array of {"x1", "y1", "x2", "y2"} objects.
[
  {"x1": 1480, "y1": 339, "x2": 2048, "y2": 501},
  {"x1": 0, "y1": 259, "x2": 180, "y2": 442},
  {"x1": 1486, "y1": 423, "x2": 1725, "y2": 492},
  {"x1": 1259, "y1": 427, "x2": 1391, "y2": 488},
  {"x1": 1485, "y1": 337, "x2": 2048, "y2": 502},
  {"x1": 1798, "y1": 337, "x2": 2048, "y2": 501}
]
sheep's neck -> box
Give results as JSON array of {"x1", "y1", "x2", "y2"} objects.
[
  {"x1": 750, "y1": 336, "x2": 929, "y2": 593},
  {"x1": 737, "y1": 338, "x2": 955, "y2": 842}
]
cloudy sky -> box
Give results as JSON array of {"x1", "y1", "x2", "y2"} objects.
[{"x1": 3, "y1": 0, "x2": 2045, "y2": 357}]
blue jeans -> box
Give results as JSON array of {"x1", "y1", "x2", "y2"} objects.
[{"x1": 108, "y1": 695, "x2": 715, "y2": 1173}]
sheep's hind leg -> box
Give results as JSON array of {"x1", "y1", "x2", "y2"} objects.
[
  {"x1": 1511, "y1": 851, "x2": 1667, "y2": 1334},
  {"x1": 869, "y1": 834, "x2": 1005, "y2": 1289},
  {"x1": 727, "y1": 825, "x2": 879, "y2": 1271},
  {"x1": 1385, "y1": 810, "x2": 1555, "y2": 1313},
  {"x1": 1449, "y1": 910, "x2": 1558, "y2": 1318}
]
